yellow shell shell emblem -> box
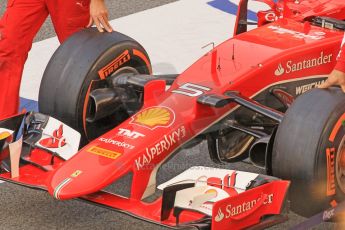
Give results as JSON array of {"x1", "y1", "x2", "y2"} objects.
[
  {"x1": 132, "y1": 107, "x2": 174, "y2": 129},
  {"x1": 205, "y1": 189, "x2": 218, "y2": 196},
  {"x1": 0, "y1": 131, "x2": 11, "y2": 141}
]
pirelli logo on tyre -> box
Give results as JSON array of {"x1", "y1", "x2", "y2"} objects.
[
  {"x1": 98, "y1": 50, "x2": 131, "y2": 79},
  {"x1": 87, "y1": 146, "x2": 122, "y2": 160},
  {"x1": 326, "y1": 148, "x2": 336, "y2": 196}
]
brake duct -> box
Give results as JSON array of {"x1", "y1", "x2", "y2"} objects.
[
  {"x1": 87, "y1": 74, "x2": 178, "y2": 123},
  {"x1": 87, "y1": 87, "x2": 136, "y2": 123}
]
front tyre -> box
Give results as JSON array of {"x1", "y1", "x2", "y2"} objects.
[
  {"x1": 39, "y1": 28, "x2": 151, "y2": 143},
  {"x1": 272, "y1": 88, "x2": 345, "y2": 217}
]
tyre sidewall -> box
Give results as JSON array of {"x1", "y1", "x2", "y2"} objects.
[
  {"x1": 39, "y1": 30, "x2": 151, "y2": 142},
  {"x1": 272, "y1": 88, "x2": 345, "y2": 216},
  {"x1": 71, "y1": 42, "x2": 151, "y2": 135},
  {"x1": 315, "y1": 103, "x2": 345, "y2": 210}
]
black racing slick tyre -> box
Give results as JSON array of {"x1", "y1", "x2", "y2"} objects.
[
  {"x1": 38, "y1": 28, "x2": 151, "y2": 142},
  {"x1": 272, "y1": 88, "x2": 345, "y2": 217}
]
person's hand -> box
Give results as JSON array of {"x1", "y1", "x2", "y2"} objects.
[
  {"x1": 87, "y1": 0, "x2": 113, "y2": 33},
  {"x1": 318, "y1": 69, "x2": 345, "y2": 92}
]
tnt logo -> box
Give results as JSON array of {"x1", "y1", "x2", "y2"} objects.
[{"x1": 117, "y1": 128, "x2": 145, "y2": 139}]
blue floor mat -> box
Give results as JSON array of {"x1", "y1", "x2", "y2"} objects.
[
  {"x1": 20, "y1": 97, "x2": 38, "y2": 112},
  {"x1": 207, "y1": 0, "x2": 258, "y2": 21}
]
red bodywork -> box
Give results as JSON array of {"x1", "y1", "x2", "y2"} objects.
[{"x1": 1, "y1": 0, "x2": 345, "y2": 229}]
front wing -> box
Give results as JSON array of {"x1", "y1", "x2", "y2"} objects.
[{"x1": 0, "y1": 113, "x2": 289, "y2": 229}]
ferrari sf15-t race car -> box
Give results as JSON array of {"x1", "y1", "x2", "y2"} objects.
[{"x1": 1, "y1": 0, "x2": 345, "y2": 229}]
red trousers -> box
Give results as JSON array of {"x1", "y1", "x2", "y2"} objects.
[{"x1": 0, "y1": 0, "x2": 90, "y2": 119}]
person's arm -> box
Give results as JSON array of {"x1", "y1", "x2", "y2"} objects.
[
  {"x1": 87, "y1": 0, "x2": 113, "y2": 33},
  {"x1": 319, "y1": 35, "x2": 345, "y2": 92}
]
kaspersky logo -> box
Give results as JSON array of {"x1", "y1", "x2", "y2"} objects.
[
  {"x1": 215, "y1": 208, "x2": 225, "y2": 222},
  {"x1": 274, "y1": 64, "x2": 285, "y2": 76}
]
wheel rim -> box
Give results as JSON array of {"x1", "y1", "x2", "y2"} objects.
[
  {"x1": 336, "y1": 135, "x2": 345, "y2": 193},
  {"x1": 83, "y1": 66, "x2": 140, "y2": 141},
  {"x1": 111, "y1": 66, "x2": 139, "y2": 77}
]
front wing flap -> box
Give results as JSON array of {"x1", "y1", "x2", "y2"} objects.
[{"x1": 0, "y1": 112, "x2": 80, "y2": 188}]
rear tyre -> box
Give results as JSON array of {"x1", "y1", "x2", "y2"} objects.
[
  {"x1": 272, "y1": 88, "x2": 345, "y2": 216},
  {"x1": 39, "y1": 28, "x2": 151, "y2": 143}
]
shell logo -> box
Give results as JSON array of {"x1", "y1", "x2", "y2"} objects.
[
  {"x1": 130, "y1": 106, "x2": 175, "y2": 129},
  {"x1": 0, "y1": 131, "x2": 11, "y2": 140},
  {"x1": 205, "y1": 189, "x2": 218, "y2": 197}
]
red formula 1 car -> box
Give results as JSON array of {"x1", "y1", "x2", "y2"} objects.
[{"x1": 1, "y1": 0, "x2": 345, "y2": 229}]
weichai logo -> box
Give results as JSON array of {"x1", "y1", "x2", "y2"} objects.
[
  {"x1": 295, "y1": 80, "x2": 326, "y2": 95},
  {"x1": 98, "y1": 50, "x2": 131, "y2": 79},
  {"x1": 130, "y1": 106, "x2": 175, "y2": 130}
]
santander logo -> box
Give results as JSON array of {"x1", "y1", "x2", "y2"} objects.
[
  {"x1": 215, "y1": 208, "x2": 225, "y2": 222},
  {"x1": 274, "y1": 64, "x2": 285, "y2": 76},
  {"x1": 274, "y1": 52, "x2": 333, "y2": 76}
]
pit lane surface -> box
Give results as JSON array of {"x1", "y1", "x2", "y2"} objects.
[{"x1": 0, "y1": 0, "x2": 338, "y2": 229}]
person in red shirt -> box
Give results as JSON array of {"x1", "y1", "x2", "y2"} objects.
[
  {"x1": 319, "y1": 35, "x2": 345, "y2": 92},
  {"x1": 0, "y1": 0, "x2": 113, "y2": 120}
]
